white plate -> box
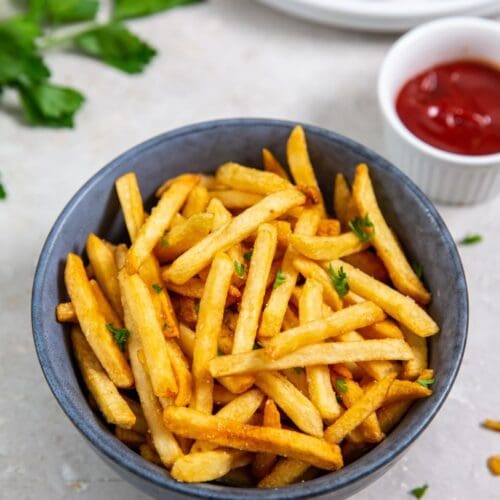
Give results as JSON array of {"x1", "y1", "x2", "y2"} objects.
[{"x1": 258, "y1": 0, "x2": 500, "y2": 32}]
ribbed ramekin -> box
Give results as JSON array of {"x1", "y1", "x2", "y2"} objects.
[{"x1": 378, "y1": 17, "x2": 500, "y2": 205}]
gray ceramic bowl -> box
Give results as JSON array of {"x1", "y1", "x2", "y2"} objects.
[{"x1": 32, "y1": 119, "x2": 468, "y2": 499}]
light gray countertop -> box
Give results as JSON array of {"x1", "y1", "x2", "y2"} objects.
[{"x1": 1, "y1": 1, "x2": 498, "y2": 498}]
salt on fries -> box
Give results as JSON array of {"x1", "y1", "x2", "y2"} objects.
[{"x1": 57, "y1": 125, "x2": 438, "y2": 488}]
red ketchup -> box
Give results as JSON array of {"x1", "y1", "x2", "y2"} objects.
[{"x1": 396, "y1": 60, "x2": 500, "y2": 156}]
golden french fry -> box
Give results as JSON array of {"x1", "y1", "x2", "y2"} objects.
[
  {"x1": 325, "y1": 374, "x2": 396, "y2": 444},
  {"x1": 209, "y1": 339, "x2": 413, "y2": 378},
  {"x1": 122, "y1": 396, "x2": 148, "y2": 434},
  {"x1": 165, "y1": 338, "x2": 192, "y2": 407},
  {"x1": 342, "y1": 250, "x2": 390, "y2": 283},
  {"x1": 163, "y1": 407, "x2": 343, "y2": 470},
  {"x1": 115, "y1": 427, "x2": 145, "y2": 448},
  {"x1": 255, "y1": 371, "x2": 323, "y2": 437},
  {"x1": 326, "y1": 260, "x2": 438, "y2": 337},
  {"x1": 119, "y1": 271, "x2": 177, "y2": 397},
  {"x1": 265, "y1": 301, "x2": 386, "y2": 359},
  {"x1": 259, "y1": 208, "x2": 321, "y2": 338},
  {"x1": 115, "y1": 172, "x2": 144, "y2": 243},
  {"x1": 155, "y1": 213, "x2": 213, "y2": 262},
  {"x1": 352, "y1": 163, "x2": 430, "y2": 304},
  {"x1": 483, "y1": 420, "x2": 500, "y2": 432},
  {"x1": 258, "y1": 458, "x2": 309, "y2": 488},
  {"x1": 488, "y1": 456, "x2": 500, "y2": 476},
  {"x1": 182, "y1": 185, "x2": 209, "y2": 218},
  {"x1": 177, "y1": 323, "x2": 195, "y2": 360},
  {"x1": 300, "y1": 279, "x2": 341, "y2": 421},
  {"x1": 317, "y1": 218, "x2": 341, "y2": 237},
  {"x1": 89, "y1": 279, "x2": 122, "y2": 327},
  {"x1": 72, "y1": 326, "x2": 136, "y2": 429},
  {"x1": 56, "y1": 302, "x2": 76, "y2": 323},
  {"x1": 198, "y1": 174, "x2": 227, "y2": 191},
  {"x1": 206, "y1": 197, "x2": 232, "y2": 230},
  {"x1": 253, "y1": 399, "x2": 281, "y2": 480},
  {"x1": 213, "y1": 384, "x2": 237, "y2": 405},
  {"x1": 86, "y1": 233, "x2": 123, "y2": 317},
  {"x1": 65, "y1": 254, "x2": 133, "y2": 388},
  {"x1": 291, "y1": 232, "x2": 369, "y2": 261},
  {"x1": 140, "y1": 443, "x2": 163, "y2": 465},
  {"x1": 286, "y1": 125, "x2": 325, "y2": 215},
  {"x1": 126, "y1": 174, "x2": 200, "y2": 274},
  {"x1": 262, "y1": 148, "x2": 290, "y2": 180},
  {"x1": 172, "y1": 450, "x2": 253, "y2": 482},
  {"x1": 383, "y1": 379, "x2": 432, "y2": 405},
  {"x1": 401, "y1": 327, "x2": 428, "y2": 379},
  {"x1": 216, "y1": 162, "x2": 291, "y2": 195},
  {"x1": 191, "y1": 252, "x2": 233, "y2": 413},
  {"x1": 282, "y1": 367, "x2": 308, "y2": 395},
  {"x1": 377, "y1": 400, "x2": 412, "y2": 434},
  {"x1": 164, "y1": 189, "x2": 306, "y2": 285},
  {"x1": 209, "y1": 190, "x2": 263, "y2": 209},
  {"x1": 358, "y1": 319, "x2": 404, "y2": 340},
  {"x1": 334, "y1": 173, "x2": 357, "y2": 229}
]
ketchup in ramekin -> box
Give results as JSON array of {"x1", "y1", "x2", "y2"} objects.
[{"x1": 396, "y1": 60, "x2": 500, "y2": 156}]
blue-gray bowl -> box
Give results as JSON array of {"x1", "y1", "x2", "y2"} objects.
[{"x1": 32, "y1": 118, "x2": 468, "y2": 499}]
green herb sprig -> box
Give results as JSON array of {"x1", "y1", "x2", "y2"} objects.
[
  {"x1": 349, "y1": 214, "x2": 375, "y2": 242},
  {"x1": 327, "y1": 264, "x2": 349, "y2": 298},
  {"x1": 106, "y1": 323, "x2": 129, "y2": 351},
  {"x1": 335, "y1": 377, "x2": 348, "y2": 393},
  {"x1": 152, "y1": 283, "x2": 163, "y2": 294},
  {"x1": 459, "y1": 234, "x2": 482, "y2": 246},
  {"x1": 233, "y1": 260, "x2": 245, "y2": 278},
  {"x1": 410, "y1": 484, "x2": 428, "y2": 498},
  {"x1": 416, "y1": 378, "x2": 434, "y2": 388},
  {"x1": 273, "y1": 269, "x2": 286, "y2": 289}
]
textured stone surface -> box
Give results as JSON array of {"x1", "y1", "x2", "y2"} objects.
[{"x1": 0, "y1": 1, "x2": 498, "y2": 499}]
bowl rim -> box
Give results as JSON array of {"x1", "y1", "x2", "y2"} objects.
[
  {"x1": 378, "y1": 16, "x2": 500, "y2": 166},
  {"x1": 32, "y1": 117, "x2": 468, "y2": 499}
]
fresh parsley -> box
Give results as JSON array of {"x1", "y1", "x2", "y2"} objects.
[
  {"x1": 410, "y1": 484, "x2": 428, "y2": 498},
  {"x1": 113, "y1": 0, "x2": 202, "y2": 21},
  {"x1": 233, "y1": 260, "x2": 245, "y2": 278},
  {"x1": 273, "y1": 269, "x2": 286, "y2": 289},
  {"x1": 327, "y1": 264, "x2": 349, "y2": 298},
  {"x1": 152, "y1": 283, "x2": 163, "y2": 294},
  {"x1": 349, "y1": 214, "x2": 375, "y2": 242},
  {"x1": 335, "y1": 377, "x2": 348, "y2": 393},
  {"x1": 412, "y1": 261, "x2": 423, "y2": 279},
  {"x1": 243, "y1": 251, "x2": 253, "y2": 261},
  {"x1": 417, "y1": 378, "x2": 435, "y2": 388},
  {"x1": 0, "y1": 177, "x2": 6, "y2": 200},
  {"x1": 106, "y1": 323, "x2": 129, "y2": 351},
  {"x1": 459, "y1": 234, "x2": 482, "y2": 246}
]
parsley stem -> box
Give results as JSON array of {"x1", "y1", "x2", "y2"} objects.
[{"x1": 37, "y1": 22, "x2": 100, "y2": 50}]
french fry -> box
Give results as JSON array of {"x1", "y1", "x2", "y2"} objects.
[
  {"x1": 221, "y1": 223, "x2": 278, "y2": 393},
  {"x1": 401, "y1": 327, "x2": 428, "y2": 380},
  {"x1": 259, "y1": 208, "x2": 321, "y2": 338},
  {"x1": 282, "y1": 305, "x2": 299, "y2": 330},
  {"x1": 282, "y1": 367, "x2": 308, "y2": 395},
  {"x1": 65, "y1": 254, "x2": 133, "y2": 388},
  {"x1": 262, "y1": 148, "x2": 290, "y2": 180},
  {"x1": 56, "y1": 302, "x2": 76, "y2": 323},
  {"x1": 325, "y1": 374, "x2": 396, "y2": 444},
  {"x1": 265, "y1": 301, "x2": 386, "y2": 360},
  {"x1": 216, "y1": 162, "x2": 291, "y2": 195},
  {"x1": 483, "y1": 420, "x2": 500, "y2": 432},
  {"x1": 72, "y1": 326, "x2": 136, "y2": 429},
  {"x1": 383, "y1": 379, "x2": 432, "y2": 405},
  {"x1": 352, "y1": 164, "x2": 431, "y2": 304},
  {"x1": 258, "y1": 458, "x2": 310, "y2": 488},
  {"x1": 253, "y1": 399, "x2": 281, "y2": 480},
  {"x1": 177, "y1": 323, "x2": 195, "y2": 360},
  {"x1": 182, "y1": 184, "x2": 209, "y2": 217},
  {"x1": 165, "y1": 338, "x2": 192, "y2": 407},
  {"x1": 140, "y1": 443, "x2": 163, "y2": 466},
  {"x1": 86, "y1": 233, "x2": 123, "y2": 317},
  {"x1": 172, "y1": 450, "x2": 253, "y2": 482},
  {"x1": 191, "y1": 252, "x2": 233, "y2": 414},
  {"x1": 300, "y1": 279, "x2": 341, "y2": 421},
  {"x1": 115, "y1": 427, "x2": 145, "y2": 448},
  {"x1": 342, "y1": 250, "x2": 390, "y2": 283},
  {"x1": 122, "y1": 396, "x2": 148, "y2": 434},
  {"x1": 206, "y1": 197, "x2": 232, "y2": 230},
  {"x1": 119, "y1": 271, "x2": 177, "y2": 397},
  {"x1": 164, "y1": 189, "x2": 306, "y2": 285},
  {"x1": 286, "y1": 125, "x2": 325, "y2": 215},
  {"x1": 213, "y1": 384, "x2": 237, "y2": 405},
  {"x1": 209, "y1": 339, "x2": 413, "y2": 378},
  {"x1": 115, "y1": 172, "x2": 144, "y2": 243},
  {"x1": 488, "y1": 456, "x2": 500, "y2": 476},
  {"x1": 325, "y1": 260, "x2": 438, "y2": 337},
  {"x1": 90, "y1": 279, "x2": 122, "y2": 328},
  {"x1": 317, "y1": 218, "x2": 341, "y2": 237},
  {"x1": 155, "y1": 213, "x2": 213, "y2": 262},
  {"x1": 126, "y1": 174, "x2": 200, "y2": 274},
  {"x1": 209, "y1": 190, "x2": 263, "y2": 209},
  {"x1": 334, "y1": 173, "x2": 357, "y2": 229},
  {"x1": 255, "y1": 371, "x2": 323, "y2": 437},
  {"x1": 358, "y1": 319, "x2": 403, "y2": 340},
  {"x1": 163, "y1": 407, "x2": 343, "y2": 470},
  {"x1": 290, "y1": 232, "x2": 369, "y2": 261}
]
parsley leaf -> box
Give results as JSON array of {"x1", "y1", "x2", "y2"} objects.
[
  {"x1": 0, "y1": 175, "x2": 6, "y2": 200},
  {"x1": 417, "y1": 378, "x2": 435, "y2": 388},
  {"x1": 46, "y1": 0, "x2": 99, "y2": 24},
  {"x1": 410, "y1": 484, "x2": 428, "y2": 498},
  {"x1": 349, "y1": 214, "x2": 375, "y2": 242},
  {"x1": 106, "y1": 323, "x2": 130, "y2": 351},
  {"x1": 335, "y1": 377, "x2": 348, "y2": 393},
  {"x1": 412, "y1": 261, "x2": 423, "y2": 279},
  {"x1": 327, "y1": 264, "x2": 349, "y2": 298},
  {"x1": 152, "y1": 283, "x2": 163, "y2": 294},
  {"x1": 17, "y1": 82, "x2": 84, "y2": 128},
  {"x1": 233, "y1": 260, "x2": 244, "y2": 278},
  {"x1": 75, "y1": 23, "x2": 156, "y2": 74},
  {"x1": 273, "y1": 269, "x2": 286, "y2": 289},
  {"x1": 243, "y1": 251, "x2": 253, "y2": 261},
  {"x1": 114, "y1": 0, "x2": 203, "y2": 21},
  {"x1": 459, "y1": 234, "x2": 482, "y2": 246},
  {"x1": 160, "y1": 234, "x2": 169, "y2": 247}
]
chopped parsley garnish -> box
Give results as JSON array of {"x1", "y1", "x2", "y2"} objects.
[
  {"x1": 410, "y1": 484, "x2": 428, "y2": 498},
  {"x1": 273, "y1": 269, "x2": 286, "y2": 289},
  {"x1": 349, "y1": 214, "x2": 375, "y2": 242},
  {"x1": 327, "y1": 264, "x2": 349, "y2": 298},
  {"x1": 0, "y1": 181, "x2": 6, "y2": 200},
  {"x1": 459, "y1": 234, "x2": 482, "y2": 246},
  {"x1": 160, "y1": 234, "x2": 168, "y2": 247},
  {"x1": 335, "y1": 377, "x2": 348, "y2": 393},
  {"x1": 152, "y1": 283, "x2": 163, "y2": 294},
  {"x1": 417, "y1": 378, "x2": 435, "y2": 388},
  {"x1": 243, "y1": 251, "x2": 253, "y2": 261},
  {"x1": 412, "y1": 261, "x2": 423, "y2": 279},
  {"x1": 233, "y1": 260, "x2": 245, "y2": 278},
  {"x1": 106, "y1": 323, "x2": 129, "y2": 351}
]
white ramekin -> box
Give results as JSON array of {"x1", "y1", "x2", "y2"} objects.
[{"x1": 378, "y1": 17, "x2": 500, "y2": 205}]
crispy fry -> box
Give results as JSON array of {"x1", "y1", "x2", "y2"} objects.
[
  {"x1": 115, "y1": 172, "x2": 144, "y2": 243},
  {"x1": 126, "y1": 174, "x2": 199, "y2": 274},
  {"x1": 115, "y1": 427, "x2": 145, "y2": 448},
  {"x1": 209, "y1": 339, "x2": 413, "y2": 378},
  {"x1": 65, "y1": 254, "x2": 133, "y2": 388},
  {"x1": 383, "y1": 379, "x2": 432, "y2": 405},
  {"x1": 262, "y1": 148, "x2": 289, "y2": 180},
  {"x1": 140, "y1": 443, "x2": 163, "y2": 465},
  {"x1": 72, "y1": 326, "x2": 136, "y2": 429},
  {"x1": 342, "y1": 250, "x2": 390, "y2": 283},
  {"x1": 358, "y1": 319, "x2": 403, "y2": 340},
  {"x1": 377, "y1": 400, "x2": 412, "y2": 434},
  {"x1": 90, "y1": 279, "x2": 122, "y2": 327},
  {"x1": 488, "y1": 456, "x2": 500, "y2": 476},
  {"x1": 401, "y1": 327, "x2": 428, "y2": 379},
  {"x1": 265, "y1": 301, "x2": 385, "y2": 359},
  {"x1": 326, "y1": 260, "x2": 438, "y2": 337},
  {"x1": 213, "y1": 384, "x2": 237, "y2": 405},
  {"x1": 334, "y1": 173, "x2": 357, "y2": 229},
  {"x1": 56, "y1": 302, "x2": 76, "y2": 323},
  {"x1": 352, "y1": 164, "x2": 430, "y2": 304},
  {"x1": 216, "y1": 162, "x2": 291, "y2": 195},
  {"x1": 258, "y1": 458, "x2": 309, "y2": 488},
  {"x1": 191, "y1": 252, "x2": 233, "y2": 413},
  {"x1": 164, "y1": 189, "x2": 306, "y2": 285},
  {"x1": 317, "y1": 218, "x2": 341, "y2": 237},
  {"x1": 291, "y1": 232, "x2": 369, "y2": 261},
  {"x1": 209, "y1": 190, "x2": 264, "y2": 209},
  {"x1": 182, "y1": 185, "x2": 209, "y2": 217},
  {"x1": 163, "y1": 407, "x2": 343, "y2": 470},
  {"x1": 253, "y1": 399, "x2": 281, "y2": 480},
  {"x1": 483, "y1": 420, "x2": 500, "y2": 432},
  {"x1": 206, "y1": 197, "x2": 232, "y2": 230},
  {"x1": 165, "y1": 338, "x2": 192, "y2": 407},
  {"x1": 122, "y1": 396, "x2": 148, "y2": 434}
]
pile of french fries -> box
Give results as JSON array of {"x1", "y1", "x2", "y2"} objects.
[{"x1": 57, "y1": 125, "x2": 439, "y2": 488}]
